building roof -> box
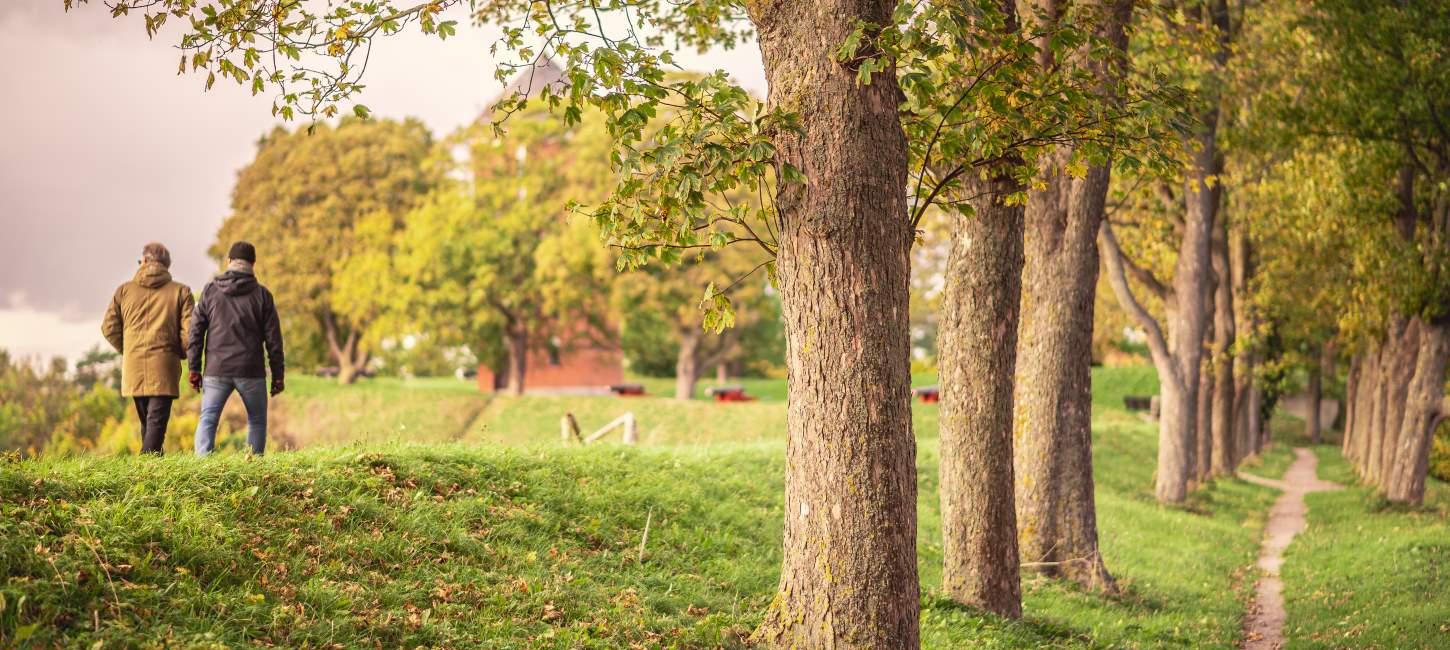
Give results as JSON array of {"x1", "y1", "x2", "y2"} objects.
[{"x1": 484, "y1": 58, "x2": 568, "y2": 116}]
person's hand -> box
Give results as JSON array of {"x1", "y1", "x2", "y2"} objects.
[
  {"x1": 270, "y1": 378, "x2": 284, "y2": 397},
  {"x1": 189, "y1": 371, "x2": 202, "y2": 393}
]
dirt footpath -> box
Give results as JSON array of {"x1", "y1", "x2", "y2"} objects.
[{"x1": 1237, "y1": 448, "x2": 1342, "y2": 650}]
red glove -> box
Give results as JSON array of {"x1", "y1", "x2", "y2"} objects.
[{"x1": 189, "y1": 371, "x2": 202, "y2": 393}]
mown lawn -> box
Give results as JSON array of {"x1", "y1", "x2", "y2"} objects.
[
  {"x1": 272, "y1": 376, "x2": 487, "y2": 449},
  {"x1": 0, "y1": 366, "x2": 1297, "y2": 649},
  {"x1": 1279, "y1": 446, "x2": 1450, "y2": 650}
]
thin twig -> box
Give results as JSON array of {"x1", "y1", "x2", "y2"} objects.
[{"x1": 637, "y1": 507, "x2": 653, "y2": 564}]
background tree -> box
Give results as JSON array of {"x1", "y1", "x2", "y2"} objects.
[
  {"x1": 1100, "y1": 0, "x2": 1237, "y2": 504},
  {"x1": 613, "y1": 247, "x2": 775, "y2": 400},
  {"x1": 1272, "y1": 0, "x2": 1450, "y2": 505},
  {"x1": 381, "y1": 104, "x2": 615, "y2": 395},
  {"x1": 216, "y1": 118, "x2": 438, "y2": 383}
]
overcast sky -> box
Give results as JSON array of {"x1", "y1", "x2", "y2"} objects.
[{"x1": 0, "y1": 0, "x2": 765, "y2": 363}]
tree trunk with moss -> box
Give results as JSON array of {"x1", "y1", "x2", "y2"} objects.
[
  {"x1": 1014, "y1": 154, "x2": 1115, "y2": 593},
  {"x1": 940, "y1": 166, "x2": 1024, "y2": 619},
  {"x1": 749, "y1": 1, "x2": 919, "y2": 646},
  {"x1": 1012, "y1": 0, "x2": 1127, "y2": 595},
  {"x1": 1385, "y1": 319, "x2": 1450, "y2": 505}
]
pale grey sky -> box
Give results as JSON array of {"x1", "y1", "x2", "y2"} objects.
[{"x1": 0, "y1": 0, "x2": 764, "y2": 363}]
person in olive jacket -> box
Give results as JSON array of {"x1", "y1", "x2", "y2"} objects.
[
  {"x1": 188, "y1": 241, "x2": 285, "y2": 456},
  {"x1": 102, "y1": 242, "x2": 195, "y2": 454}
]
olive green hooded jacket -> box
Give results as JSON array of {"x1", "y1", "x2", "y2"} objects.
[{"x1": 102, "y1": 262, "x2": 195, "y2": 397}]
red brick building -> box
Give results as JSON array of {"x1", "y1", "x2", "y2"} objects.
[{"x1": 475, "y1": 341, "x2": 623, "y2": 394}]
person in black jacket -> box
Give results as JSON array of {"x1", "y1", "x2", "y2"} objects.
[{"x1": 188, "y1": 241, "x2": 285, "y2": 456}]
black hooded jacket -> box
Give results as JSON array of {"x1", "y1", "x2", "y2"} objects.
[{"x1": 187, "y1": 271, "x2": 285, "y2": 380}]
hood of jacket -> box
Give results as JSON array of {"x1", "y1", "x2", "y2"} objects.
[
  {"x1": 133, "y1": 262, "x2": 173, "y2": 289},
  {"x1": 214, "y1": 270, "x2": 259, "y2": 296}
]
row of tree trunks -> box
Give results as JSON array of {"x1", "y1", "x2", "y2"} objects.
[{"x1": 1344, "y1": 316, "x2": 1450, "y2": 506}]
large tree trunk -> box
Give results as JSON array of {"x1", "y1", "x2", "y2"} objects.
[
  {"x1": 1209, "y1": 218, "x2": 1236, "y2": 474},
  {"x1": 1380, "y1": 320, "x2": 1420, "y2": 482},
  {"x1": 1014, "y1": 156, "x2": 1116, "y2": 593},
  {"x1": 675, "y1": 328, "x2": 702, "y2": 401},
  {"x1": 749, "y1": 1, "x2": 919, "y2": 646},
  {"x1": 1011, "y1": 0, "x2": 1128, "y2": 595},
  {"x1": 940, "y1": 166, "x2": 1024, "y2": 619},
  {"x1": 1385, "y1": 319, "x2": 1450, "y2": 505}
]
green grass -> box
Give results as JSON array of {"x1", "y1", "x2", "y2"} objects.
[
  {"x1": 271, "y1": 376, "x2": 487, "y2": 448},
  {"x1": 0, "y1": 367, "x2": 1295, "y2": 648},
  {"x1": 468, "y1": 367, "x2": 1151, "y2": 448},
  {"x1": 1278, "y1": 446, "x2": 1450, "y2": 650},
  {"x1": 0, "y1": 368, "x2": 1287, "y2": 647}
]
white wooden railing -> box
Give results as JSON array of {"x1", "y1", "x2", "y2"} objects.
[{"x1": 561, "y1": 411, "x2": 638, "y2": 445}]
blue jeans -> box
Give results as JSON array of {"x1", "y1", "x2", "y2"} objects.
[{"x1": 194, "y1": 377, "x2": 268, "y2": 456}]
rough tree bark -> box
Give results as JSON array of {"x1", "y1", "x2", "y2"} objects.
[
  {"x1": 1378, "y1": 319, "x2": 1418, "y2": 483},
  {"x1": 1209, "y1": 217, "x2": 1236, "y2": 474},
  {"x1": 749, "y1": 1, "x2": 920, "y2": 646},
  {"x1": 1012, "y1": 0, "x2": 1129, "y2": 595},
  {"x1": 940, "y1": 165, "x2": 1025, "y2": 619},
  {"x1": 1385, "y1": 319, "x2": 1450, "y2": 504}
]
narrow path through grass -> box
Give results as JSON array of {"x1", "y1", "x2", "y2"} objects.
[{"x1": 1238, "y1": 448, "x2": 1342, "y2": 649}]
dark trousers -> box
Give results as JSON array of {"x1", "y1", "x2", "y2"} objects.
[{"x1": 132, "y1": 396, "x2": 174, "y2": 454}]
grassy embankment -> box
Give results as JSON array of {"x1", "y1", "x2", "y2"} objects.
[
  {"x1": 1275, "y1": 438, "x2": 1449, "y2": 649},
  {"x1": 4, "y1": 367, "x2": 1441, "y2": 648}
]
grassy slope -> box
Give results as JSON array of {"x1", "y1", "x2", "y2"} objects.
[
  {"x1": 1, "y1": 366, "x2": 1302, "y2": 648},
  {"x1": 272, "y1": 377, "x2": 487, "y2": 449},
  {"x1": 1279, "y1": 446, "x2": 1450, "y2": 650}
]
